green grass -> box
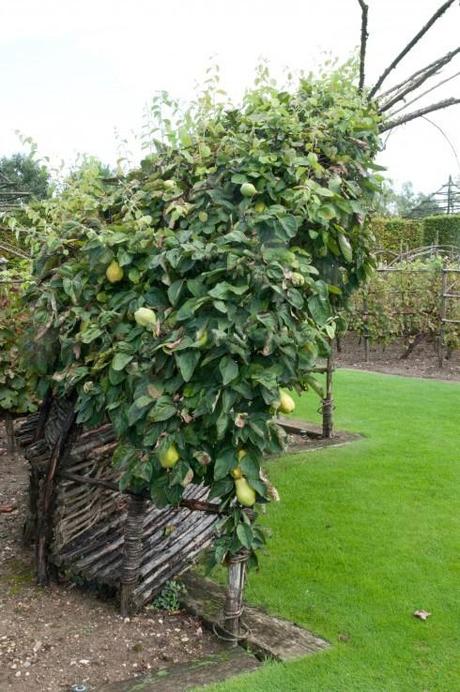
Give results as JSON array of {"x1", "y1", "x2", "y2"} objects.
[{"x1": 206, "y1": 370, "x2": 460, "y2": 691}]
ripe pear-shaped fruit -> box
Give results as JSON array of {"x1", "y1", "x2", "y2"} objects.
[
  {"x1": 279, "y1": 390, "x2": 295, "y2": 414},
  {"x1": 134, "y1": 307, "x2": 157, "y2": 328},
  {"x1": 106, "y1": 260, "x2": 124, "y2": 283},
  {"x1": 240, "y1": 182, "x2": 257, "y2": 198},
  {"x1": 237, "y1": 449, "x2": 247, "y2": 462},
  {"x1": 235, "y1": 477, "x2": 256, "y2": 507},
  {"x1": 255, "y1": 200, "x2": 266, "y2": 213},
  {"x1": 159, "y1": 444, "x2": 180, "y2": 469}
]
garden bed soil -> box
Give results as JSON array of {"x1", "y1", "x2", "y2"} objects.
[
  {"x1": 0, "y1": 422, "x2": 225, "y2": 692},
  {"x1": 335, "y1": 333, "x2": 460, "y2": 381},
  {"x1": 280, "y1": 418, "x2": 360, "y2": 452}
]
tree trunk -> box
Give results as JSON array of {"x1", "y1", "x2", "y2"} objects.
[
  {"x1": 222, "y1": 550, "x2": 249, "y2": 640},
  {"x1": 120, "y1": 494, "x2": 147, "y2": 616}
]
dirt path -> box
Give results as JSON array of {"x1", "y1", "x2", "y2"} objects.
[{"x1": 0, "y1": 423, "x2": 223, "y2": 692}]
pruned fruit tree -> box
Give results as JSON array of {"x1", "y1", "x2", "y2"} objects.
[{"x1": 1, "y1": 0, "x2": 459, "y2": 571}]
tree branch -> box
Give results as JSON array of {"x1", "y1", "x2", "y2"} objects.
[
  {"x1": 379, "y1": 47, "x2": 460, "y2": 112},
  {"x1": 380, "y1": 97, "x2": 460, "y2": 132},
  {"x1": 389, "y1": 70, "x2": 460, "y2": 117},
  {"x1": 369, "y1": 0, "x2": 457, "y2": 99},
  {"x1": 357, "y1": 0, "x2": 369, "y2": 91},
  {"x1": 59, "y1": 471, "x2": 225, "y2": 514},
  {"x1": 377, "y1": 47, "x2": 460, "y2": 102}
]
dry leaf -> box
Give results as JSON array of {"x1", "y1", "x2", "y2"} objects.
[
  {"x1": 413, "y1": 610, "x2": 431, "y2": 621},
  {"x1": 235, "y1": 413, "x2": 247, "y2": 428}
]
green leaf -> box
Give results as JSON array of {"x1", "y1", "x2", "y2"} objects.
[
  {"x1": 308, "y1": 294, "x2": 330, "y2": 325},
  {"x1": 318, "y1": 204, "x2": 336, "y2": 221},
  {"x1": 219, "y1": 356, "x2": 238, "y2": 385},
  {"x1": 278, "y1": 214, "x2": 299, "y2": 238},
  {"x1": 247, "y1": 478, "x2": 268, "y2": 497},
  {"x1": 168, "y1": 280, "x2": 184, "y2": 306},
  {"x1": 237, "y1": 523, "x2": 253, "y2": 549},
  {"x1": 79, "y1": 325, "x2": 103, "y2": 344},
  {"x1": 175, "y1": 350, "x2": 200, "y2": 382},
  {"x1": 127, "y1": 400, "x2": 147, "y2": 426},
  {"x1": 111, "y1": 353, "x2": 134, "y2": 371},
  {"x1": 135, "y1": 395, "x2": 154, "y2": 409},
  {"x1": 128, "y1": 268, "x2": 141, "y2": 283},
  {"x1": 176, "y1": 297, "x2": 207, "y2": 321},
  {"x1": 208, "y1": 282, "x2": 248, "y2": 299},
  {"x1": 148, "y1": 398, "x2": 177, "y2": 422},
  {"x1": 214, "y1": 448, "x2": 236, "y2": 480},
  {"x1": 208, "y1": 478, "x2": 234, "y2": 500},
  {"x1": 239, "y1": 455, "x2": 260, "y2": 479}
]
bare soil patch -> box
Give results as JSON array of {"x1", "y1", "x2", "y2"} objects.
[
  {"x1": 335, "y1": 334, "x2": 460, "y2": 381},
  {"x1": 0, "y1": 423, "x2": 224, "y2": 692}
]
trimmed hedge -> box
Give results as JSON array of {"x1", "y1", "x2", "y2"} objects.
[
  {"x1": 370, "y1": 214, "x2": 460, "y2": 252},
  {"x1": 423, "y1": 214, "x2": 460, "y2": 248},
  {"x1": 370, "y1": 217, "x2": 423, "y2": 253}
]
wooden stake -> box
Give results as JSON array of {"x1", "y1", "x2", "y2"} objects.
[
  {"x1": 322, "y1": 353, "x2": 334, "y2": 439},
  {"x1": 363, "y1": 295, "x2": 370, "y2": 363},
  {"x1": 438, "y1": 268, "x2": 447, "y2": 368},
  {"x1": 35, "y1": 405, "x2": 77, "y2": 585}
]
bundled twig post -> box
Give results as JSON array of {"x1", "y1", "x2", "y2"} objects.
[
  {"x1": 356, "y1": 0, "x2": 369, "y2": 92},
  {"x1": 369, "y1": 0, "x2": 458, "y2": 99},
  {"x1": 379, "y1": 97, "x2": 460, "y2": 132},
  {"x1": 378, "y1": 47, "x2": 460, "y2": 113}
]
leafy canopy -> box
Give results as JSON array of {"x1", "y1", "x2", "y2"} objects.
[{"x1": 19, "y1": 66, "x2": 382, "y2": 566}]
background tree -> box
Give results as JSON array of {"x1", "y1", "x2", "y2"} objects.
[
  {"x1": 0, "y1": 153, "x2": 50, "y2": 200},
  {"x1": 376, "y1": 180, "x2": 441, "y2": 217}
]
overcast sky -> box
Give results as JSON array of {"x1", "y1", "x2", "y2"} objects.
[{"x1": 1, "y1": 0, "x2": 459, "y2": 193}]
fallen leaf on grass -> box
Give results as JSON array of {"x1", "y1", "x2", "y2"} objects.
[{"x1": 413, "y1": 610, "x2": 431, "y2": 621}]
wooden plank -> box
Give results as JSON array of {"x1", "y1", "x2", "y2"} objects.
[{"x1": 182, "y1": 572, "x2": 329, "y2": 662}]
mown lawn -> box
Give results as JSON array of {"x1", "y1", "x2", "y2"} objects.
[{"x1": 205, "y1": 370, "x2": 460, "y2": 691}]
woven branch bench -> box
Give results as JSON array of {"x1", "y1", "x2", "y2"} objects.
[
  {"x1": 14, "y1": 394, "x2": 328, "y2": 629},
  {"x1": 16, "y1": 397, "x2": 221, "y2": 616}
]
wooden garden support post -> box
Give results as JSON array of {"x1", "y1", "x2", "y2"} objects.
[
  {"x1": 120, "y1": 494, "x2": 147, "y2": 616},
  {"x1": 363, "y1": 295, "x2": 370, "y2": 362},
  {"x1": 35, "y1": 406, "x2": 77, "y2": 585},
  {"x1": 223, "y1": 549, "x2": 249, "y2": 640},
  {"x1": 438, "y1": 268, "x2": 447, "y2": 368},
  {"x1": 322, "y1": 352, "x2": 334, "y2": 439},
  {"x1": 33, "y1": 391, "x2": 54, "y2": 443}
]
